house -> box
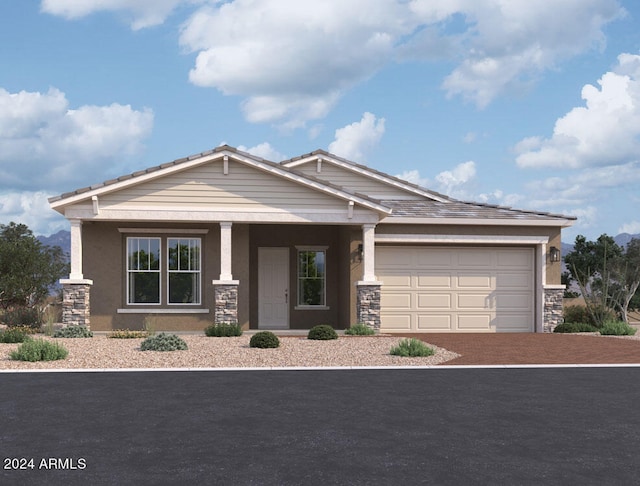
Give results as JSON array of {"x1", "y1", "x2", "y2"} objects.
[{"x1": 49, "y1": 145, "x2": 575, "y2": 333}]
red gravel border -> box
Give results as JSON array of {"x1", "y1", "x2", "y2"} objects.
[{"x1": 393, "y1": 333, "x2": 640, "y2": 365}]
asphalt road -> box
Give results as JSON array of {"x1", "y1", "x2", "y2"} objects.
[{"x1": 1, "y1": 368, "x2": 639, "y2": 485}]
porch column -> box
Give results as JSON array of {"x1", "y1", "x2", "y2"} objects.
[
  {"x1": 212, "y1": 222, "x2": 239, "y2": 324},
  {"x1": 219, "y1": 222, "x2": 233, "y2": 281},
  {"x1": 361, "y1": 223, "x2": 376, "y2": 282},
  {"x1": 357, "y1": 223, "x2": 382, "y2": 330},
  {"x1": 59, "y1": 219, "x2": 93, "y2": 328}
]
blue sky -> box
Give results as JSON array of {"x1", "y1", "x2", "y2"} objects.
[{"x1": 1, "y1": 1, "x2": 639, "y2": 242}]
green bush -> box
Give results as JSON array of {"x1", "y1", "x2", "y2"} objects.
[
  {"x1": 0, "y1": 327, "x2": 32, "y2": 343},
  {"x1": 563, "y1": 305, "x2": 616, "y2": 328},
  {"x1": 307, "y1": 324, "x2": 338, "y2": 340},
  {"x1": 553, "y1": 322, "x2": 599, "y2": 333},
  {"x1": 140, "y1": 333, "x2": 188, "y2": 351},
  {"x1": 53, "y1": 326, "x2": 93, "y2": 338},
  {"x1": 2, "y1": 307, "x2": 41, "y2": 330},
  {"x1": 108, "y1": 329, "x2": 149, "y2": 339},
  {"x1": 10, "y1": 339, "x2": 68, "y2": 362},
  {"x1": 390, "y1": 338, "x2": 434, "y2": 357},
  {"x1": 249, "y1": 331, "x2": 280, "y2": 349},
  {"x1": 599, "y1": 321, "x2": 637, "y2": 336},
  {"x1": 205, "y1": 322, "x2": 243, "y2": 337},
  {"x1": 344, "y1": 323, "x2": 375, "y2": 336}
]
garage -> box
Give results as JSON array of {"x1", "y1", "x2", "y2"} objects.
[{"x1": 376, "y1": 246, "x2": 535, "y2": 332}]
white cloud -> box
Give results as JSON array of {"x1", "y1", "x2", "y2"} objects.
[
  {"x1": 515, "y1": 53, "x2": 640, "y2": 169},
  {"x1": 44, "y1": 1, "x2": 624, "y2": 125},
  {"x1": 619, "y1": 221, "x2": 640, "y2": 235},
  {"x1": 328, "y1": 113, "x2": 385, "y2": 163},
  {"x1": 40, "y1": 0, "x2": 200, "y2": 30},
  {"x1": 237, "y1": 142, "x2": 286, "y2": 162},
  {"x1": 0, "y1": 191, "x2": 67, "y2": 236},
  {"x1": 396, "y1": 170, "x2": 430, "y2": 188},
  {"x1": 434, "y1": 161, "x2": 476, "y2": 196},
  {"x1": 0, "y1": 87, "x2": 153, "y2": 190}
]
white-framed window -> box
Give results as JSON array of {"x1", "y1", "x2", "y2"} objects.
[
  {"x1": 126, "y1": 236, "x2": 202, "y2": 306},
  {"x1": 127, "y1": 237, "x2": 161, "y2": 305},
  {"x1": 167, "y1": 238, "x2": 201, "y2": 305},
  {"x1": 297, "y1": 247, "x2": 326, "y2": 307}
]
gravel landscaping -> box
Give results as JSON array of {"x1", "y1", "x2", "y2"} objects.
[{"x1": 0, "y1": 335, "x2": 460, "y2": 370}]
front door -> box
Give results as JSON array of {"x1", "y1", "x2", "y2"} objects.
[{"x1": 258, "y1": 247, "x2": 289, "y2": 329}]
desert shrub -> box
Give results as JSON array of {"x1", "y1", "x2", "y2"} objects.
[
  {"x1": 344, "y1": 323, "x2": 375, "y2": 336},
  {"x1": 249, "y1": 331, "x2": 280, "y2": 349},
  {"x1": 108, "y1": 329, "x2": 149, "y2": 339},
  {"x1": 563, "y1": 305, "x2": 617, "y2": 328},
  {"x1": 2, "y1": 307, "x2": 41, "y2": 330},
  {"x1": 390, "y1": 338, "x2": 434, "y2": 357},
  {"x1": 0, "y1": 327, "x2": 32, "y2": 343},
  {"x1": 53, "y1": 326, "x2": 93, "y2": 338},
  {"x1": 140, "y1": 333, "x2": 188, "y2": 351},
  {"x1": 10, "y1": 339, "x2": 68, "y2": 362},
  {"x1": 205, "y1": 322, "x2": 243, "y2": 337},
  {"x1": 553, "y1": 322, "x2": 599, "y2": 333},
  {"x1": 599, "y1": 321, "x2": 637, "y2": 336},
  {"x1": 307, "y1": 324, "x2": 338, "y2": 340}
]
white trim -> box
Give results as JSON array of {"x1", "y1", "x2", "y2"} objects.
[
  {"x1": 356, "y1": 280, "x2": 382, "y2": 286},
  {"x1": 219, "y1": 222, "x2": 233, "y2": 281},
  {"x1": 117, "y1": 308, "x2": 210, "y2": 314},
  {"x1": 92, "y1": 196, "x2": 99, "y2": 215},
  {"x1": 375, "y1": 234, "x2": 549, "y2": 245},
  {"x1": 536, "y1": 244, "x2": 545, "y2": 333},
  {"x1": 60, "y1": 278, "x2": 93, "y2": 285},
  {"x1": 544, "y1": 284, "x2": 566, "y2": 290},
  {"x1": 382, "y1": 216, "x2": 574, "y2": 227},
  {"x1": 118, "y1": 228, "x2": 209, "y2": 234},
  {"x1": 212, "y1": 280, "x2": 240, "y2": 285},
  {"x1": 362, "y1": 224, "x2": 376, "y2": 282},
  {"x1": 68, "y1": 219, "x2": 84, "y2": 280},
  {"x1": 65, "y1": 208, "x2": 381, "y2": 224}
]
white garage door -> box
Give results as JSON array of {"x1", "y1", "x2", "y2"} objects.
[{"x1": 377, "y1": 246, "x2": 534, "y2": 332}]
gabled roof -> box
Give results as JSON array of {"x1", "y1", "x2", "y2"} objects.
[
  {"x1": 281, "y1": 149, "x2": 451, "y2": 202},
  {"x1": 49, "y1": 145, "x2": 392, "y2": 215}
]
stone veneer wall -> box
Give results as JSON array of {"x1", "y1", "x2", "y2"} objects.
[
  {"x1": 357, "y1": 283, "x2": 381, "y2": 330},
  {"x1": 62, "y1": 283, "x2": 91, "y2": 328},
  {"x1": 214, "y1": 284, "x2": 239, "y2": 324},
  {"x1": 543, "y1": 287, "x2": 564, "y2": 332}
]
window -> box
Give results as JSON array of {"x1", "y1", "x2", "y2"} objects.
[
  {"x1": 168, "y1": 238, "x2": 201, "y2": 304},
  {"x1": 127, "y1": 237, "x2": 161, "y2": 304},
  {"x1": 126, "y1": 236, "x2": 201, "y2": 306},
  {"x1": 297, "y1": 249, "x2": 326, "y2": 306}
]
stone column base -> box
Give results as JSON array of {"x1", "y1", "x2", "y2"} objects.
[
  {"x1": 61, "y1": 280, "x2": 92, "y2": 328},
  {"x1": 543, "y1": 286, "x2": 565, "y2": 333},
  {"x1": 212, "y1": 281, "x2": 239, "y2": 324},
  {"x1": 356, "y1": 281, "x2": 382, "y2": 331}
]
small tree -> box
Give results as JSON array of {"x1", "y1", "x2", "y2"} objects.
[
  {"x1": 564, "y1": 234, "x2": 640, "y2": 324},
  {"x1": 0, "y1": 222, "x2": 68, "y2": 316}
]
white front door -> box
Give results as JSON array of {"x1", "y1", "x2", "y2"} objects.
[{"x1": 258, "y1": 247, "x2": 289, "y2": 329}]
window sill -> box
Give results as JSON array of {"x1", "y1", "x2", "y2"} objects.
[
  {"x1": 294, "y1": 306, "x2": 330, "y2": 311},
  {"x1": 117, "y1": 308, "x2": 210, "y2": 314}
]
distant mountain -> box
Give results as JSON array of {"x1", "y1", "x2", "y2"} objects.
[
  {"x1": 562, "y1": 233, "x2": 640, "y2": 256},
  {"x1": 37, "y1": 230, "x2": 70, "y2": 259}
]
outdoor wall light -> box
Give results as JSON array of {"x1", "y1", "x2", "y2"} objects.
[
  {"x1": 549, "y1": 246, "x2": 561, "y2": 263},
  {"x1": 357, "y1": 243, "x2": 364, "y2": 262}
]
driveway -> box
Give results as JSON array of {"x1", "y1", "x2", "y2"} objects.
[{"x1": 396, "y1": 333, "x2": 640, "y2": 365}]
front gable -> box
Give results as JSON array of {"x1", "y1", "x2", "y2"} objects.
[
  {"x1": 50, "y1": 147, "x2": 389, "y2": 224},
  {"x1": 282, "y1": 151, "x2": 448, "y2": 202}
]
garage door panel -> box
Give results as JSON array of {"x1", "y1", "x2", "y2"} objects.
[
  {"x1": 457, "y1": 274, "x2": 492, "y2": 289},
  {"x1": 496, "y1": 273, "x2": 531, "y2": 289},
  {"x1": 378, "y1": 274, "x2": 412, "y2": 288},
  {"x1": 379, "y1": 313, "x2": 412, "y2": 330},
  {"x1": 417, "y1": 273, "x2": 451, "y2": 288},
  {"x1": 380, "y1": 293, "x2": 412, "y2": 309},
  {"x1": 417, "y1": 314, "x2": 452, "y2": 331},
  {"x1": 377, "y1": 246, "x2": 534, "y2": 333},
  {"x1": 417, "y1": 293, "x2": 451, "y2": 309},
  {"x1": 457, "y1": 294, "x2": 490, "y2": 309},
  {"x1": 495, "y1": 293, "x2": 532, "y2": 310},
  {"x1": 457, "y1": 314, "x2": 492, "y2": 330}
]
